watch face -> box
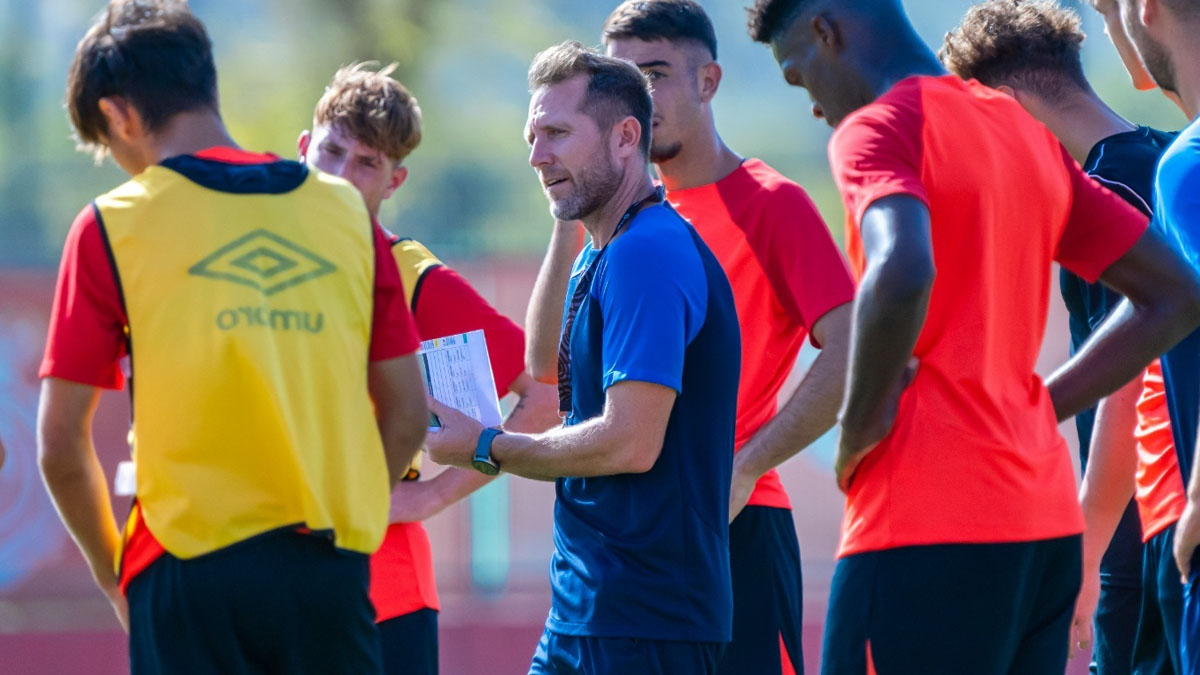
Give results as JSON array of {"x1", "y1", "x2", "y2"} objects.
[{"x1": 472, "y1": 459, "x2": 500, "y2": 476}]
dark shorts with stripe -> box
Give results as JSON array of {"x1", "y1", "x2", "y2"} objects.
[
  {"x1": 821, "y1": 535, "x2": 1081, "y2": 675},
  {"x1": 128, "y1": 530, "x2": 381, "y2": 675},
  {"x1": 528, "y1": 630, "x2": 723, "y2": 675},
  {"x1": 1134, "y1": 523, "x2": 1183, "y2": 675},
  {"x1": 718, "y1": 505, "x2": 804, "y2": 675},
  {"x1": 379, "y1": 608, "x2": 438, "y2": 675}
]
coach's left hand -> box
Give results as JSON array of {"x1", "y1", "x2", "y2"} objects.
[
  {"x1": 425, "y1": 397, "x2": 484, "y2": 469},
  {"x1": 1175, "y1": 498, "x2": 1200, "y2": 584}
]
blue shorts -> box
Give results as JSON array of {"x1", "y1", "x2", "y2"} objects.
[
  {"x1": 128, "y1": 529, "x2": 381, "y2": 675},
  {"x1": 379, "y1": 607, "x2": 438, "y2": 675},
  {"x1": 718, "y1": 505, "x2": 803, "y2": 675},
  {"x1": 528, "y1": 630, "x2": 723, "y2": 675},
  {"x1": 1133, "y1": 523, "x2": 1183, "y2": 675},
  {"x1": 821, "y1": 536, "x2": 1080, "y2": 675}
]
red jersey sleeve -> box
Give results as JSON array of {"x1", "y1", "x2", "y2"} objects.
[
  {"x1": 412, "y1": 266, "x2": 526, "y2": 396},
  {"x1": 39, "y1": 205, "x2": 128, "y2": 389},
  {"x1": 761, "y1": 184, "x2": 856, "y2": 345},
  {"x1": 1055, "y1": 146, "x2": 1150, "y2": 283},
  {"x1": 370, "y1": 223, "x2": 421, "y2": 361},
  {"x1": 828, "y1": 91, "x2": 929, "y2": 228}
]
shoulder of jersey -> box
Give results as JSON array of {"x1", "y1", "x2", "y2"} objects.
[
  {"x1": 391, "y1": 237, "x2": 445, "y2": 311},
  {"x1": 309, "y1": 170, "x2": 371, "y2": 209}
]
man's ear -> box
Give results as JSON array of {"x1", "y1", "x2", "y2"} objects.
[
  {"x1": 1140, "y1": 0, "x2": 1158, "y2": 28},
  {"x1": 97, "y1": 96, "x2": 140, "y2": 144},
  {"x1": 383, "y1": 165, "x2": 408, "y2": 201},
  {"x1": 698, "y1": 61, "x2": 722, "y2": 104},
  {"x1": 813, "y1": 13, "x2": 842, "y2": 55},
  {"x1": 995, "y1": 84, "x2": 1017, "y2": 98},
  {"x1": 611, "y1": 116, "x2": 643, "y2": 161},
  {"x1": 297, "y1": 129, "x2": 312, "y2": 161}
]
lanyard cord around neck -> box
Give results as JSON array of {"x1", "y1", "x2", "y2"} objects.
[{"x1": 556, "y1": 185, "x2": 666, "y2": 416}]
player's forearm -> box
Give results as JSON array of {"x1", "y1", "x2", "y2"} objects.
[
  {"x1": 389, "y1": 467, "x2": 493, "y2": 523},
  {"x1": 38, "y1": 439, "x2": 122, "y2": 591},
  {"x1": 1049, "y1": 230, "x2": 1200, "y2": 421},
  {"x1": 491, "y1": 415, "x2": 655, "y2": 481},
  {"x1": 840, "y1": 259, "x2": 932, "y2": 436},
  {"x1": 502, "y1": 373, "x2": 562, "y2": 434},
  {"x1": 525, "y1": 221, "x2": 585, "y2": 383},
  {"x1": 369, "y1": 356, "x2": 430, "y2": 487},
  {"x1": 736, "y1": 342, "x2": 846, "y2": 480},
  {"x1": 1078, "y1": 376, "x2": 1141, "y2": 569},
  {"x1": 1049, "y1": 299, "x2": 1196, "y2": 422}
]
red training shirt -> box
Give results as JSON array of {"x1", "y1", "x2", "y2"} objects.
[
  {"x1": 370, "y1": 232, "x2": 526, "y2": 622},
  {"x1": 831, "y1": 76, "x2": 1149, "y2": 556},
  {"x1": 38, "y1": 147, "x2": 420, "y2": 592},
  {"x1": 668, "y1": 159, "x2": 855, "y2": 510}
]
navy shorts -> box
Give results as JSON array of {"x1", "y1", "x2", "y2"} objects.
[
  {"x1": 528, "y1": 630, "x2": 723, "y2": 675},
  {"x1": 718, "y1": 505, "x2": 803, "y2": 675},
  {"x1": 379, "y1": 608, "x2": 438, "y2": 675},
  {"x1": 128, "y1": 529, "x2": 381, "y2": 675},
  {"x1": 1133, "y1": 523, "x2": 1183, "y2": 674},
  {"x1": 821, "y1": 536, "x2": 1081, "y2": 675}
]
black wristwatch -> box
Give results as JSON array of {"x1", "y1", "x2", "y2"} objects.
[{"x1": 472, "y1": 428, "x2": 504, "y2": 476}]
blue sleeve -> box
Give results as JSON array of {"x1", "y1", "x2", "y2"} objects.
[
  {"x1": 1158, "y1": 139, "x2": 1200, "y2": 272},
  {"x1": 595, "y1": 229, "x2": 707, "y2": 393}
]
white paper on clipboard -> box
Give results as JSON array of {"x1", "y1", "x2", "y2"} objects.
[{"x1": 418, "y1": 329, "x2": 502, "y2": 430}]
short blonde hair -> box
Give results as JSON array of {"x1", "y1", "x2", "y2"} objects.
[{"x1": 313, "y1": 62, "x2": 422, "y2": 163}]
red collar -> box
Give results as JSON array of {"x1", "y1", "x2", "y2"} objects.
[{"x1": 192, "y1": 146, "x2": 279, "y2": 165}]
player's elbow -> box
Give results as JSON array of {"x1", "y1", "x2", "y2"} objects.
[
  {"x1": 527, "y1": 353, "x2": 558, "y2": 385},
  {"x1": 614, "y1": 437, "x2": 662, "y2": 474},
  {"x1": 36, "y1": 419, "x2": 84, "y2": 484},
  {"x1": 877, "y1": 252, "x2": 935, "y2": 308}
]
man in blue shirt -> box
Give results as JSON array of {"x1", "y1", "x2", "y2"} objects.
[
  {"x1": 426, "y1": 41, "x2": 740, "y2": 675},
  {"x1": 1116, "y1": 0, "x2": 1200, "y2": 672}
]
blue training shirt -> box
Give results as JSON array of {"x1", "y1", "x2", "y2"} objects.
[
  {"x1": 1059, "y1": 126, "x2": 1175, "y2": 588},
  {"x1": 1155, "y1": 118, "x2": 1200, "y2": 483},
  {"x1": 549, "y1": 201, "x2": 740, "y2": 643}
]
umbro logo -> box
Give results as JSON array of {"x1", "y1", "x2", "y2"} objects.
[{"x1": 189, "y1": 229, "x2": 336, "y2": 295}]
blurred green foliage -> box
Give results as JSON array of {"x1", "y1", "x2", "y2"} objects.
[{"x1": 0, "y1": 0, "x2": 1182, "y2": 265}]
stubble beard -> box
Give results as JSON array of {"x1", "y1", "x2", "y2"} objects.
[
  {"x1": 650, "y1": 140, "x2": 683, "y2": 164},
  {"x1": 548, "y1": 152, "x2": 622, "y2": 222}
]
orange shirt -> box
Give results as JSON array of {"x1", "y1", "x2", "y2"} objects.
[
  {"x1": 669, "y1": 159, "x2": 855, "y2": 509},
  {"x1": 1135, "y1": 359, "x2": 1186, "y2": 541},
  {"x1": 370, "y1": 522, "x2": 440, "y2": 620},
  {"x1": 830, "y1": 75, "x2": 1148, "y2": 556}
]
